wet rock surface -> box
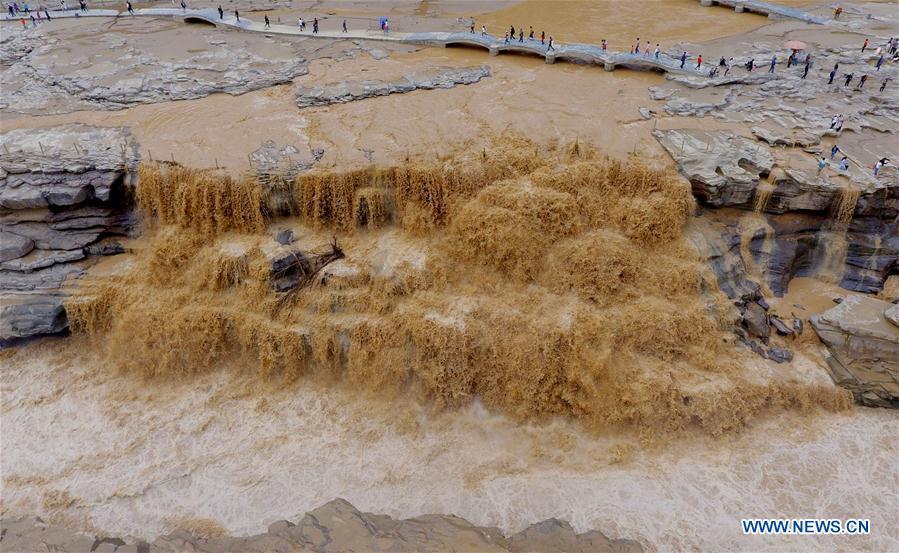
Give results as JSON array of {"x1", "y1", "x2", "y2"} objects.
[
  {"x1": 296, "y1": 65, "x2": 491, "y2": 108},
  {"x1": 665, "y1": 129, "x2": 898, "y2": 297},
  {"x1": 0, "y1": 124, "x2": 135, "y2": 344},
  {"x1": 0, "y1": 499, "x2": 644, "y2": 553},
  {"x1": 0, "y1": 18, "x2": 341, "y2": 114},
  {"x1": 811, "y1": 295, "x2": 899, "y2": 408}
]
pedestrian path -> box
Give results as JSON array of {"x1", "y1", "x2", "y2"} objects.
[
  {"x1": 697, "y1": 0, "x2": 829, "y2": 24},
  {"x1": 2, "y1": 7, "x2": 718, "y2": 77}
]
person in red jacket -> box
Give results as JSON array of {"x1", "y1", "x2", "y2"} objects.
[{"x1": 696, "y1": 54, "x2": 702, "y2": 69}]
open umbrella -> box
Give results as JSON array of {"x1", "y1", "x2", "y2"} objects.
[{"x1": 785, "y1": 40, "x2": 808, "y2": 51}]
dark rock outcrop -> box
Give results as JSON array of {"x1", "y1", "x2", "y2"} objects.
[
  {"x1": 663, "y1": 130, "x2": 898, "y2": 297},
  {"x1": 0, "y1": 124, "x2": 136, "y2": 344},
  {"x1": 0, "y1": 498, "x2": 644, "y2": 553}
]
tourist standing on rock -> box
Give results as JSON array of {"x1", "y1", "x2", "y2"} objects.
[
  {"x1": 876, "y1": 55, "x2": 884, "y2": 71},
  {"x1": 529, "y1": 26, "x2": 534, "y2": 39},
  {"x1": 746, "y1": 58, "x2": 754, "y2": 72},
  {"x1": 861, "y1": 38, "x2": 868, "y2": 53},
  {"x1": 769, "y1": 55, "x2": 776, "y2": 73},
  {"x1": 20, "y1": 16, "x2": 26, "y2": 29},
  {"x1": 519, "y1": 29, "x2": 523, "y2": 42},
  {"x1": 844, "y1": 72, "x2": 853, "y2": 86},
  {"x1": 481, "y1": 24, "x2": 487, "y2": 35},
  {"x1": 680, "y1": 51, "x2": 687, "y2": 69},
  {"x1": 874, "y1": 158, "x2": 888, "y2": 176},
  {"x1": 540, "y1": 31, "x2": 545, "y2": 44},
  {"x1": 510, "y1": 25, "x2": 514, "y2": 39},
  {"x1": 7, "y1": 3, "x2": 13, "y2": 15},
  {"x1": 217, "y1": 5, "x2": 222, "y2": 18},
  {"x1": 828, "y1": 64, "x2": 838, "y2": 84},
  {"x1": 833, "y1": 5, "x2": 842, "y2": 18},
  {"x1": 44, "y1": 7, "x2": 49, "y2": 19},
  {"x1": 644, "y1": 43, "x2": 651, "y2": 57},
  {"x1": 802, "y1": 59, "x2": 811, "y2": 79},
  {"x1": 298, "y1": 17, "x2": 304, "y2": 30},
  {"x1": 234, "y1": 9, "x2": 239, "y2": 21},
  {"x1": 125, "y1": 1, "x2": 133, "y2": 15},
  {"x1": 313, "y1": 17, "x2": 318, "y2": 33},
  {"x1": 856, "y1": 74, "x2": 868, "y2": 89},
  {"x1": 830, "y1": 114, "x2": 840, "y2": 129},
  {"x1": 179, "y1": 0, "x2": 185, "y2": 10},
  {"x1": 696, "y1": 54, "x2": 702, "y2": 69},
  {"x1": 830, "y1": 144, "x2": 840, "y2": 159},
  {"x1": 503, "y1": 32, "x2": 509, "y2": 44},
  {"x1": 635, "y1": 37, "x2": 640, "y2": 53},
  {"x1": 787, "y1": 51, "x2": 795, "y2": 68},
  {"x1": 264, "y1": 15, "x2": 270, "y2": 28},
  {"x1": 817, "y1": 157, "x2": 827, "y2": 174},
  {"x1": 881, "y1": 77, "x2": 890, "y2": 93},
  {"x1": 839, "y1": 157, "x2": 849, "y2": 171},
  {"x1": 342, "y1": 19, "x2": 347, "y2": 32},
  {"x1": 547, "y1": 36, "x2": 554, "y2": 51},
  {"x1": 836, "y1": 114, "x2": 844, "y2": 131},
  {"x1": 655, "y1": 45, "x2": 660, "y2": 59},
  {"x1": 601, "y1": 39, "x2": 607, "y2": 51},
  {"x1": 469, "y1": 21, "x2": 474, "y2": 33},
  {"x1": 725, "y1": 57, "x2": 734, "y2": 76}
]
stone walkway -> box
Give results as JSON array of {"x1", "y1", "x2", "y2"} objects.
[
  {"x1": 697, "y1": 0, "x2": 829, "y2": 24},
  {"x1": 0, "y1": 6, "x2": 718, "y2": 77}
]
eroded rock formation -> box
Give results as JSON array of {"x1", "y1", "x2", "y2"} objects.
[
  {"x1": 659, "y1": 129, "x2": 898, "y2": 297},
  {"x1": 811, "y1": 295, "x2": 899, "y2": 408},
  {"x1": 0, "y1": 498, "x2": 643, "y2": 553},
  {"x1": 0, "y1": 125, "x2": 136, "y2": 343},
  {"x1": 296, "y1": 65, "x2": 491, "y2": 108}
]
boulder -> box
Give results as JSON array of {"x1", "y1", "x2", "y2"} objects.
[
  {"x1": 811, "y1": 295, "x2": 899, "y2": 408},
  {"x1": 0, "y1": 230, "x2": 33, "y2": 261},
  {"x1": 766, "y1": 347, "x2": 794, "y2": 364},
  {"x1": 741, "y1": 301, "x2": 770, "y2": 342},
  {"x1": 770, "y1": 315, "x2": 794, "y2": 336},
  {"x1": 0, "y1": 296, "x2": 68, "y2": 345}
]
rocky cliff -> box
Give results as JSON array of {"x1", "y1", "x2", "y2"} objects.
[
  {"x1": 0, "y1": 125, "x2": 136, "y2": 344},
  {"x1": 1, "y1": 498, "x2": 643, "y2": 553},
  {"x1": 657, "y1": 129, "x2": 898, "y2": 298}
]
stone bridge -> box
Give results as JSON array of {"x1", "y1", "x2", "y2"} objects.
[
  {"x1": 2, "y1": 1, "x2": 825, "y2": 75},
  {"x1": 410, "y1": 32, "x2": 711, "y2": 74},
  {"x1": 697, "y1": 0, "x2": 829, "y2": 24}
]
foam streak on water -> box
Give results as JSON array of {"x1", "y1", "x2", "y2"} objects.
[{"x1": 1, "y1": 344, "x2": 897, "y2": 552}]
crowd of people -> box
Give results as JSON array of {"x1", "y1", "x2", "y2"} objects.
[{"x1": 6, "y1": 3, "x2": 894, "y2": 178}]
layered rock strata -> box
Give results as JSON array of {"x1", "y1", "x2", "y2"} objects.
[
  {"x1": 0, "y1": 125, "x2": 136, "y2": 344},
  {"x1": 659, "y1": 129, "x2": 898, "y2": 297},
  {"x1": 811, "y1": 295, "x2": 899, "y2": 408}
]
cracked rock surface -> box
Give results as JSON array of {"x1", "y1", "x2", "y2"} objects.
[{"x1": 296, "y1": 65, "x2": 491, "y2": 108}]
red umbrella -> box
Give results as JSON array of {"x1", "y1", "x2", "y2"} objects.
[{"x1": 785, "y1": 40, "x2": 808, "y2": 51}]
